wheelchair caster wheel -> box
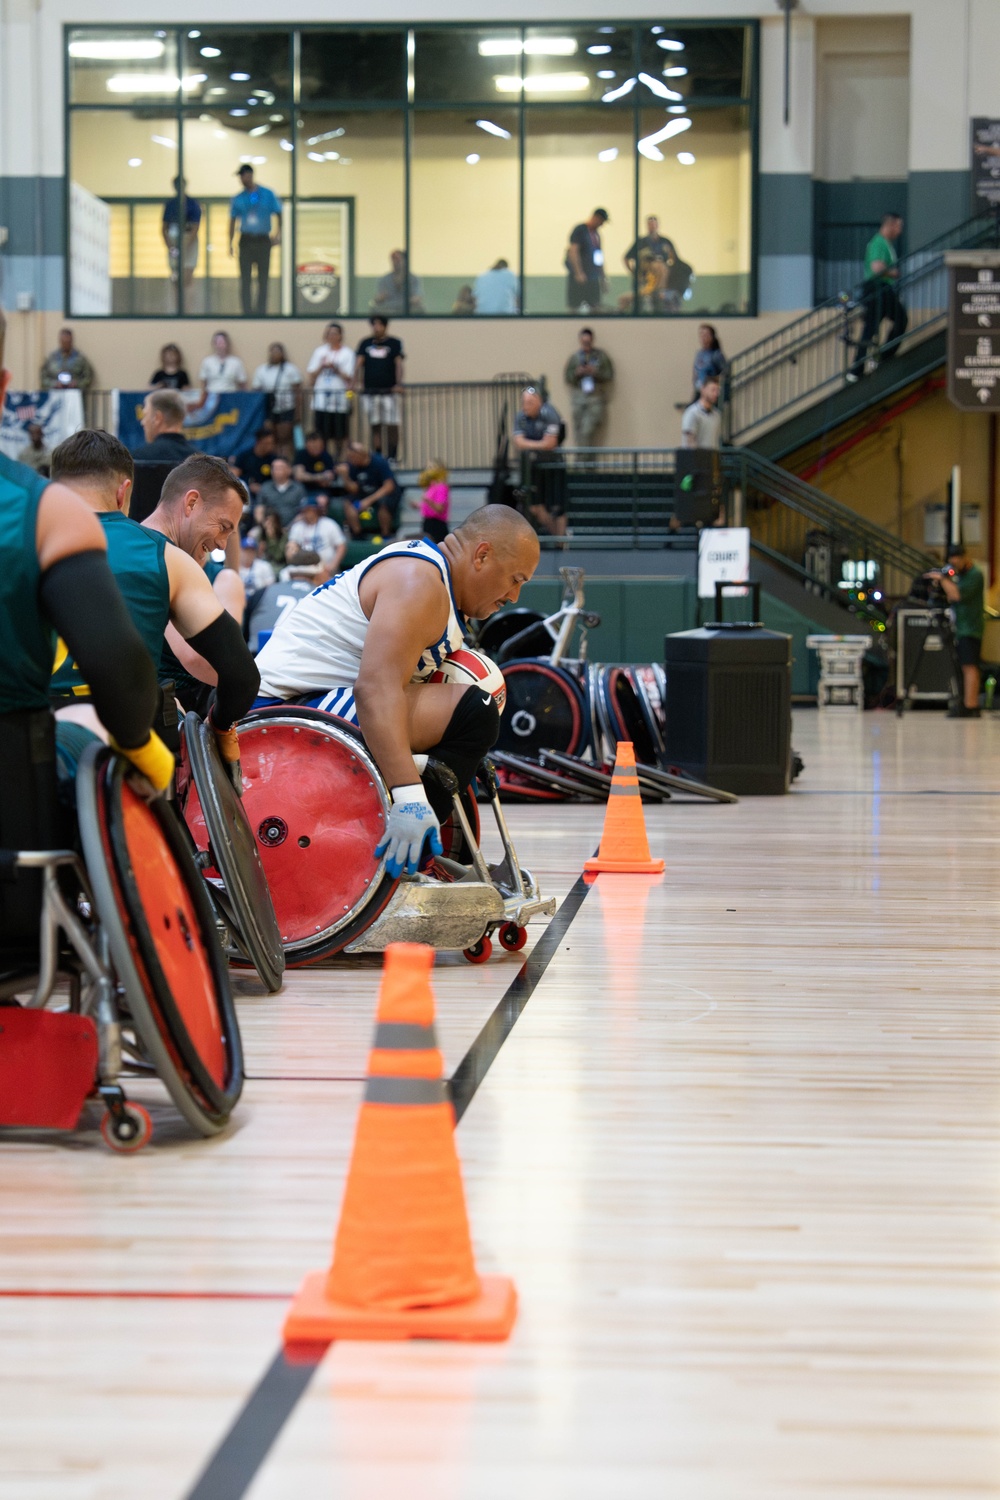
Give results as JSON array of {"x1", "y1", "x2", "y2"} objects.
[
  {"x1": 498, "y1": 922, "x2": 528, "y2": 953},
  {"x1": 100, "y1": 1102, "x2": 153, "y2": 1153},
  {"x1": 463, "y1": 935, "x2": 493, "y2": 965}
]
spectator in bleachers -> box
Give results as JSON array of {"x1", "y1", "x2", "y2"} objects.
[
  {"x1": 150, "y1": 343, "x2": 190, "y2": 390},
  {"x1": 286, "y1": 500, "x2": 347, "y2": 572},
  {"x1": 691, "y1": 324, "x2": 727, "y2": 400},
  {"x1": 40, "y1": 328, "x2": 93, "y2": 392},
  {"x1": 624, "y1": 215, "x2": 676, "y2": 313},
  {"x1": 514, "y1": 386, "x2": 567, "y2": 537},
  {"x1": 252, "y1": 509, "x2": 288, "y2": 573},
  {"x1": 681, "y1": 375, "x2": 722, "y2": 450},
  {"x1": 304, "y1": 323, "x2": 355, "y2": 457},
  {"x1": 355, "y1": 317, "x2": 405, "y2": 459},
  {"x1": 473, "y1": 258, "x2": 519, "y2": 315},
  {"x1": 232, "y1": 426, "x2": 275, "y2": 501},
  {"x1": 255, "y1": 455, "x2": 308, "y2": 528},
  {"x1": 16, "y1": 422, "x2": 51, "y2": 475},
  {"x1": 452, "y1": 284, "x2": 476, "y2": 316},
  {"x1": 337, "y1": 438, "x2": 401, "y2": 540},
  {"x1": 293, "y1": 430, "x2": 337, "y2": 507},
  {"x1": 132, "y1": 389, "x2": 198, "y2": 462},
  {"x1": 239, "y1": 537, "x2": 276, "y2": 596},
  {"x1": 161, "y1": 176, "x2": 201, "y2": 289},
  {"x1": 251, "y1": 341, "x2": 301, "y2": 455},
  {"x1": 199, "y1": 331, "x2": 246, "y2": 395},
  {"x1": 563, "y1": 327, "x2": 614, "y2": 447},
  {"x1": 371, "y1": 249, "x2": 424, "y2": 315},
  {"x1": 418, "y1": 459, "x2": 450, "y2": 543}
]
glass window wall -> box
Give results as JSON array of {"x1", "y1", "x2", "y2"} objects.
[{"x1": 66, "y1": 22, "x2": 757, "y2": 319}]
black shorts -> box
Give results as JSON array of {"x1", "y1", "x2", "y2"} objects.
[
  {"x1": 957, "y1": 635, "x2": 982, "y2": 667},
  {"x1": 314, "y1": 409, "x2": 349, "y2": 442}
]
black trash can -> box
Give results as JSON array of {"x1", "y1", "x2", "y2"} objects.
[{"x1": 663, "y1": 623, "x2": 793, "y2": 794}]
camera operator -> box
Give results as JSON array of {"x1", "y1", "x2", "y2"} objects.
[{"x1": 925, "y1": 544, "x2": 985, "y2": 717}]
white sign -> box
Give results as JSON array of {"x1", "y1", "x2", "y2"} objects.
[
  {"x1": 0, "y1": 390, "x2": 84, "y2": 461},
  {"x1": 698, "y1": 526, "x2": 750, "y2": 599},
  {"x1": 69, "y1": 181, "x2": 111, "y2": 316}
]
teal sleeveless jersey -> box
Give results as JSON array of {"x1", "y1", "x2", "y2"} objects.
[
  {"x1": 50, "y1": 511, "x2": 170, "y2": 699},
  {"x1": 0, "y1": 452, "x2": 54, "y2": 714},
  {"x1": 159, "y1": 556, "x2": 224, "y2": 702}
]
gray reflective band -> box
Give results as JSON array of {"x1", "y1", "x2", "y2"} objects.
[
  {"x1": 373, "y1": 1021, "x2": 439, "y2": 1050},
  {"x1": 609, "y1": 784, "x2": 638, "y2": 796},
  {"x1": 365, "y1": 1076, "x2": 448, "y2": 1106}
]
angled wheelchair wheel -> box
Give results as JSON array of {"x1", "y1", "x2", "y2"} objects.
[
  {"x1": 601, "y1": 667, "x2": 661, "y2": 769},
  {"x1": 76, "y1": 744, "x2": 243, "y2": 1137},
  {"x1": 237, "y1": 707, "x2": 397, "y2": 965},
  {"x1": 494, "y1": 660, "x2": 587, "y2": 758},
  {"x1": 181, "y1": 714, "x2": 285, "y2": 993}
]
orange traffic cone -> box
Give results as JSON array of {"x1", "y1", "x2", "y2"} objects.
[
  {"x1": 283, "y1": 942, "x2": 517, "y2": 1343},
  {"x1": 584, "y1": 741, "x2": 665, "y2": 875}
]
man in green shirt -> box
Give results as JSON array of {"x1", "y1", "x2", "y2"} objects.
[
  {"x1": 848, "y1": 212, "x2": 907, "y2": 380},
  {"x1": 928, "y1": 544, "x2": 985, "y2": 716}
]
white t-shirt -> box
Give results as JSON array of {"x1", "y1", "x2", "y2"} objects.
[
  {"x1": 681, "y1": 400, "x2": 722, "y2": 451},
  {"x1": 286, "y1": 514, "x2": 346, "y2": 567},
  {"x1": 256, "y1": 538, "x2": 467, "y2": 700},
  {"x1": 199, "y1": 354, "x2": 247, "y2": 392},
  {"x1": 252, "y1": 361, "x2": 302, "y2": 411},
  {"x1": 307, "y1": 343, "x2": 356, "y2": 412}
]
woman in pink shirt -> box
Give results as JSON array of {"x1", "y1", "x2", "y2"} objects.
[{"x1": 418, "y1": 459, "x2": 450, "y2": 544}]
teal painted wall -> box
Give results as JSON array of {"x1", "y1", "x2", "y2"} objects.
[{"x1": 516, "y1": 577, "x2": 826, "y2": 695}]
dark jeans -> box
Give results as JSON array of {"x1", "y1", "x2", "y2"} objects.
[
  {"x1": 567, "y1": 274, "x2": 602, "y2": 311},
  {"x1": 851, "y1": 279, "x2": 908, "y2": 376},
  {"x1": 239, "y1": 234, "x2": 272, "y2": 316}
]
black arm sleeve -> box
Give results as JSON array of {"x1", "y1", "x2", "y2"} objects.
[
  {"x1": 185, "y1": 609, "x2": 260, "y2": 729},
  {"x1": 40, "y1": 550, "x2": 158, "y2": 750}
]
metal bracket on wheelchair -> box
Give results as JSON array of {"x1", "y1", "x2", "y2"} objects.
[
  {"x1": 478, "y1": 757, "x2": 557, "y2": 928},
  {"x1": 558, "y1": 566, "x2": 586, "y2": 609}
]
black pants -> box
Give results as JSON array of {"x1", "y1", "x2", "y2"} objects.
[
  {"x1": 851, "y1": 279, "x2": 908, "y2": 375},
  {"x1": 239, "y1": 234, "x2": 272, "y2": 316}
]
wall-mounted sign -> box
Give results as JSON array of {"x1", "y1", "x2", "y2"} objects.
[
  {"x1": 971, "y1": 118, "x2": 1000, "y2": 211},
  {"x1": 945, "y1": 251, "x2": 1000, "y2": 411}
]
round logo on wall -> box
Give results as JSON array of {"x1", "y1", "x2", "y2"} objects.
[{"x1": 296, "y1": 263, "x2": 339, "y2": 306}]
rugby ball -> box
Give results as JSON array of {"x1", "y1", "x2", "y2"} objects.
[{"x1": 429, "y1": 648, "x2": 507, "y2": 714}]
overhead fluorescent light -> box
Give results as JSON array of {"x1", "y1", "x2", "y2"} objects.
[
  {"x1": 127, "y1": 157, "x2": 142, "y2": 166},
  {"x1": 323, "y1": 150, "x2": 339, "y2": 159},
  {"x1": 677, "y1": 151, "x2": 695, "y2": 165},
  {"x1": 598, "y1": 147, "x2": 618, "y2": 162},
  {"x1": 466, "y1": 153, "x2": 480, "y2": 164},
  {"x1": 475, "y1": 118, "x2": 512, "y2": 139},
  {"x1": 596, "y1": 71, "x2": 616, "y2": 80},
  {"x1": 480, "y1": 37, "x2": 576, "y2": 56},
  {"x1": 269, "y1": 113, "x2": 284, "y2": 121},
  {"x1": 306, "y1": 128, "x2": 346, "y2": 145},
  {"x1": 230, "y1": 72, "x2": 250, "y2": 81},
  {"x1": 638, "y1": 114, "x2": 692, "y2": 158},
  {"x1": 105, "y1": 72, "x2": 204, "y2": 92},
  {"x1": 200, "y1": 46, "x2": 221, "y2": 58},
  {"x1": 187, "y1": 30, "x2": 201, "y2": 39},
  {"x1": 70, "y1": 39, "x2": 164, "y2": 60},
  {"x1": 587, "y1": 45, "x2": 612, "y2": 55},
  {"x1": 656, "y1": 38, "x2": 685, "y2": 51},
  {"x1": 638, "y1": 72, "x2": 682, "y2": 101},
  {"x1": 249, "y1": 124, "x2": 271, "y2": 136},
  {"x1": 229, "y1": 108, "x2": 248, "y2": 116},
  {"x1": 668, "y1": 104, "x2": 687, "y2": 114},
  {"x1": 279, "y1": 138, "x2": 294, "y2": 151},
  {"x1": 496, "y1": 73, "x2": 589, "y2": 93},
  {"x1": 663, "y1": 66, "x2": 687, "y2": 76},
  {"x1": 601, "y1": 77, "x2": 636, "y2": 102},
  {"x1": 307, "y1": 151, "x2": 325, "y2": 162},
  {"x1": 150, "y1": 134, "x2": 177, "y2": 147}
]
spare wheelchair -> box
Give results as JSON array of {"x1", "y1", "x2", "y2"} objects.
[
  {"x1": 0, "y1": 717, "x2": 244, "y2": 1151},
  {"x1": 182, "y1": 705, "x2": 556, "y2": 966}
]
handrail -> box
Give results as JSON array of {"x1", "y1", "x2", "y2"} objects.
[{"x1": 724, "y1": 211, "x2": 1000, "y2": 444}]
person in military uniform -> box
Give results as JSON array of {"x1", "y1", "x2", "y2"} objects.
[
  {"x1": 0, "y1": 307, "x2": 169, "y2": 947},
  {"x1": 49, "y1": 436, "x2": 259, "y2": 780}
]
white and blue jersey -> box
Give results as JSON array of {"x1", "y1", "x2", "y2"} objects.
[{"x1": 254, "y1": 538, "x2": 467, "y2": 724}]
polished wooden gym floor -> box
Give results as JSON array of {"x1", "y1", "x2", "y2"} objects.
[{"x1": 4, "y1": 708, "x2": 1000, "y2": 1500}]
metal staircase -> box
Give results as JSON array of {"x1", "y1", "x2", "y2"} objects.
[{"x1": 724, "y1": 212, "x2": 1000, "y2": 449}]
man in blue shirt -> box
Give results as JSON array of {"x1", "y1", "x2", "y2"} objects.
[
  {"x1": 336, "y1": 439, "x2": 401, "y2": 540},
  {"x1": 162, "y1": 175, "x2": 201, "y2": 290},
  {"x1": 473, "y1": 258, "x2": 519, "y2": 315},
  {"x1": 229, "y1": 164, "x2": 282, "y2": 317}
]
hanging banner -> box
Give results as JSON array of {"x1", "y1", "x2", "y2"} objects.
[
  {"x1": 115, "y1": 389, "x2": 268, "y2": 458},
  {"x1": 0, "y1": 390, "x2": 85, "y2": 462}
]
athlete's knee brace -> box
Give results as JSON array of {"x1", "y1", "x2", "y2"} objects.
[{"x1": 423, "y1": 685, "x2": 500, "y2": 820}]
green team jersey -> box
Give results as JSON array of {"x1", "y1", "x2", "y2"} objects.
[
  {"x1": 865, "y1": 232, "x2": 897, "y2": 285},
  {"x1": 0, "y1": 452, "x2": 55, "y2": 714},
  {"x1": 159, "y1": 555, "x2": 224, "y2": 705},
  {"x1": 50, "y1": 510, "x2": 170, "y2": 699},
  {"x1": 953, "y1": 563, "x2": 985, "y2": 640}
]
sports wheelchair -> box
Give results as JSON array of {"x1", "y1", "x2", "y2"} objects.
[
  {"x1": 0, "y1": 727, "x2": 243, "y2": 1151},
  {"x1": 181, "y1": 706, "x2": 556, "y2": 966}
]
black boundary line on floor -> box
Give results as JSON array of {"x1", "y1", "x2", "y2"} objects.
[{"x1": 182, "y1": 868, "x2": 595, "y2": 1500}]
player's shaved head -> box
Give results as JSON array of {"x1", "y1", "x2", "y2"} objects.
[{"x1": 456, "y1": 504, "x2": 540, "y2": 561}]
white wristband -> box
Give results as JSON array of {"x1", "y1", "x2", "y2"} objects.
[{"x1": 390, "y1": 782, "x2": 426, "y2": 804}]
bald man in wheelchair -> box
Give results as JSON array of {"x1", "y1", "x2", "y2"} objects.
[{"x1": 253, "y1": 506, "x2": 541, "y2": 875}]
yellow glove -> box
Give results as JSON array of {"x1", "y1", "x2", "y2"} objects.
[{"x1": 110, "y1": 731, "x2": 175, "y2": 795}]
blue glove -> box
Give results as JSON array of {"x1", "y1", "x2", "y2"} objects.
[{"x1": 375, "y1": 783, "x2": 443, "y2": 876}]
